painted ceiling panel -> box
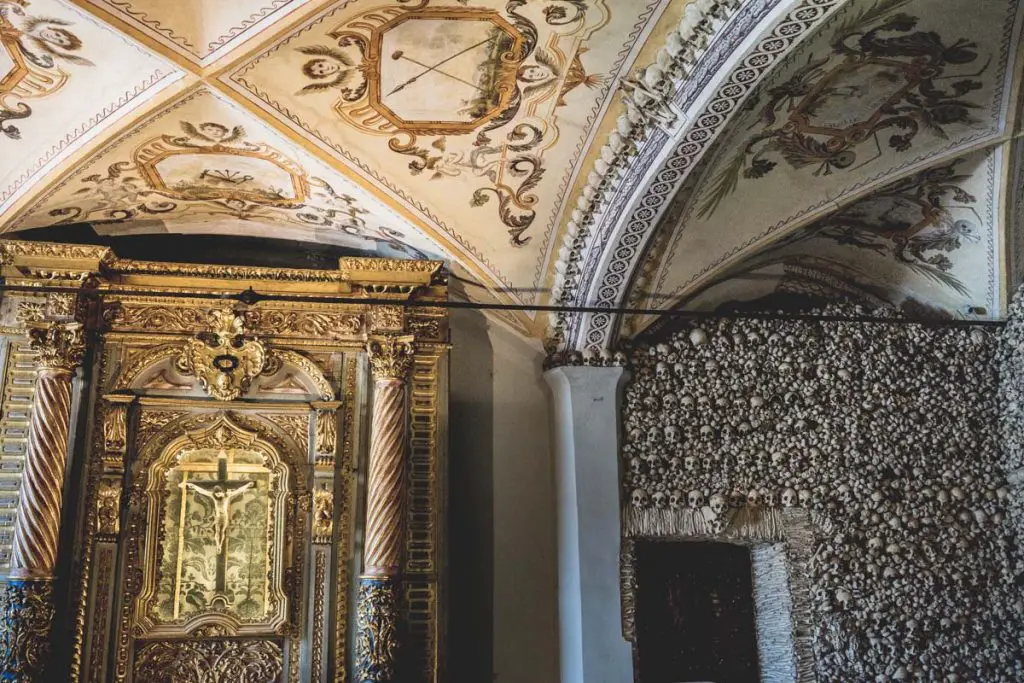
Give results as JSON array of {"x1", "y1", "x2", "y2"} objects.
[
  {"x1": 7, "y1": 85, "x2": 449, "y2": 260},
  {"x1": 0, "y1": 0, "x2": 178, "y2": 211},
  {"x1": 645, "y1": 0, "x2": 1021, "y2": 312},
  {"x1": 225, "y1": 0, "x2": 667, "y2": 302},
  {"x1": 644, "y1": 145, "x2": 1003, "y2": 324},
  {"x1": 81, "y1": 0, "x2": 312, "y2": 66}
]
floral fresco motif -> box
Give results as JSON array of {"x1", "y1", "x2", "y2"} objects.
[
  {"x1": 697, "y1": 0, "x2": 988, "y2": 218},
  {"x1": 0, "y1": 0, "x2": 94, "y2": 140},
  {"x1": 44, "y1": 119, "x2": 434, "y2": 259},
  {"x1": 296, "y1": 1, "x2": 606, "y2": 247},
  {"x1": 811, "y1": 161, "x2": 979, "y2": 294}
]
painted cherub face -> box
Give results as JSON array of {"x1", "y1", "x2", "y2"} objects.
[
  {"x1": 518, "y1": 64, "x2": 553, "y2": 83},
  {"x1": 304, "y1": 58, "x2": 342, "y2": 79},
  {"x1": 198, "y1": 123, "x2": 230, "y2": 141},
  {"x1": 38, "y1": 27, "x2": 81, "y2": 51}
]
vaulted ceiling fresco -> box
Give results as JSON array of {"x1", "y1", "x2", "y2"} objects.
[{"x1": 0, "y1": 0, "x2": 1022, "y2": 345}]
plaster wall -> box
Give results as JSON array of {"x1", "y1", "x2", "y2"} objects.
[{"x1": 448, "y1": 309, "x2": 559, "y2": 683}]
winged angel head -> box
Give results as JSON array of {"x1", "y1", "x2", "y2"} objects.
[{"x1": 298, "y1": 45, "x2": 360, "y2": 93}]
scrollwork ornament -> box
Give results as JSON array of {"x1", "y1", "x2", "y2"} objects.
[
  {"x1": 176, "y1": 309, "x2": 267, "y2": 401},
  {"x1": 27, "y1": 322, "x2": 85, "y2": 371},
  {"x1": 0, "y1": 579, "x2": 56, "y2": 683},
  {"x1": 355, "y1": 578, "x2": 399, "y2": 683},
  {"x1": 133, "y1": 639, "x2": 284, "y2": 683},
  {"x1": 366, "y1": 335, "x2": 414, "y2": 382}
]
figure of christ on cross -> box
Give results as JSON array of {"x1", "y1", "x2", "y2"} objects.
[{"x1": 179, "y1": 450, "x2": 255, "y2": 597}]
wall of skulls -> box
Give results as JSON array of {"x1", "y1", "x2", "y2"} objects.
[{"x1": 622, "y1": 306, "x2": 1024, "y2": 681}]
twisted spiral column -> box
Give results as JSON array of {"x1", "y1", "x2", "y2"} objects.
[
  {"x1": 356, "y1": 335, "x2": 413, "y2": 683},
  {"x1": 1, "y1": 322, "x2": 83, "y2": 683},
  {"x1": 10, "y1": 368, "x2": 73, "y2": 579},
  {"x1": 363, "y1": 377, "x2": 406, "y2": 574}
]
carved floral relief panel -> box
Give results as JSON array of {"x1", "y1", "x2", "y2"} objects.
[
  {"x1": 227, "y1": 0, "x2": 667, "y2": 301},
  {"x1": 6, "y1": 85, "x2": 448, "y2": 261}
]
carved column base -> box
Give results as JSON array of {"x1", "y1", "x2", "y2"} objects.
[
  {"x1": 355, "y1": 576, "x2": 399, "y2": 683},
  {"x1": 0, "y1": 579, "x2": 55, "y2": 683}
]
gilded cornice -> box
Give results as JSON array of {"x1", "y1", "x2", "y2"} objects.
[{"x1": 0, "y1": 239, "x2": 448, "y2": 304}]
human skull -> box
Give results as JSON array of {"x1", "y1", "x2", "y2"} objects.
[
  {"x1": 798, "y1": 489, "x2": 812, "y2": 507},
  {"x1": 630, "y1": 488, "x2": 649, "y2": 507},
  {"x1": 669, "y1": 490, "x2": 683, "y2": 509},
  {"x1": 652, "y1": 491, "x2": 667, "y2": 508},
  {"x1": 684, "y1": 455, "x2": 697, "y2": 471},
  {"x1": 781, "y1": 488, "x2": 797, "y2": 507},
  {"x1": 735, "y1": 452, "x2": 751, "y2": 469},
  {"x1": 646, "y1": 426, "x2": 660, "y2": 443},
  {"x1": 763, "y1": 489, "x2": 777, "y2": 507},
  {"x1": 663, "y1": 393, "x2": 678, "y2": 409},
  {"x1": 655, "y1": 361, "x2": 670, "y2": 380},
  {"x1": 688, "y1": 490, "x2": 704, "y2": 508},
  {"x1": 673, "y1": 363, "x2": 686, "y2": 378},
  {"x1": 709, "y1": 493, "x2": 727, "y2": 516},
  {"x1": 728, "y1": 490, "x2": 745, "y2": 508},
  {"x1": 747, "y1": 490, "x2": 762, "y2": 507},
  {"x1": 664, "y1": 425, "x2": 681, "y2": 444}
]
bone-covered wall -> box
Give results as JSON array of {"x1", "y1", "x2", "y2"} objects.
[{"x1": 622, "y1": 306, "x2": 1024, "y2": 681}]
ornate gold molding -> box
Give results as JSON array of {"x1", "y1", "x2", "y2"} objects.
[
  {"x1": 367, "y1": 335, "x2": 414, "y2": 383},
  {"x1": 176, "y1": 310, "x2": 267, "y2": 401}
]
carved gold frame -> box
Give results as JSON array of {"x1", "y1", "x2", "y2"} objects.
[{"x1": 131, "y1": 413, "x2": 292, "y2": 638}]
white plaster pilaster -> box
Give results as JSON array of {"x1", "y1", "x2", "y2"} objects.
[{"x1": 544, "y1": 366, "x2": 632, "y2": 683}]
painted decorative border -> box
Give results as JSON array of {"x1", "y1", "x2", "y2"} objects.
[
  {"x1": 547, "y1": 0, "x2": 793, "y2": 349},
  {"x1": 89, "y1": 0, "x2": 302, "y2": 64}
]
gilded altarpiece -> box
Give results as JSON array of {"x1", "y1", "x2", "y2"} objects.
[{"x1": 0, "y1": 241, "x2": 448, "y2": 683}]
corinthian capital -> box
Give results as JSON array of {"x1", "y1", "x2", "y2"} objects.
[
  {"x1": 28, "y1": 322, "x2": 85, "y2": 372},
  {"x1": 366, "y1": 335, "x2": 414, "y2": 382}
]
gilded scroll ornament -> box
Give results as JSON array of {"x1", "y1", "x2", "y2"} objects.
[
  {"x1": 133, "y1": 639, "x2": 284, "y2": 683},
  {"x1": 366, "y1": 335, "x2": 414, "y2": 382},
  {"x1": 102, "y1": 395, "x2": 133, "y2": 456},
  {"x1": 0, "y1": 580, "x2": 55, "y2": 683},
  {"x1": 27, "y1": 321, "x2": 85, "y2": 371},
  {"x1": 312, "y1": 402, "x2": 340, "y2": 460},
  {"x1": 176, "y1": 310, "x2": 267, "y2": 401},
  {"x1": 355, "y1": 578, "x2": 399, "y2": 683}
]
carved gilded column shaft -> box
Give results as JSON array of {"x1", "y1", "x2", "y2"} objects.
[
  {"x1": 356, "y1": 335, "x2": 413, "y2": 683},
  {"x1": 1, "y1": 322, "x2": 84, "y2": 683}
]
